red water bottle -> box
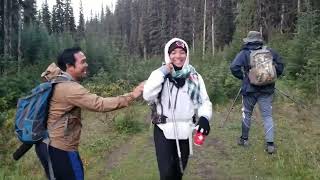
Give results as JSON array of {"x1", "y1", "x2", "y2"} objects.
[{"x1": 193, "y1": 131, "x2": 206, "y2": 146}]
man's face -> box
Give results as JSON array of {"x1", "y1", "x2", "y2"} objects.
[
  {"x1": 169, "y1": 48, "x2": 186, "y2": 68},
  {"x1": 67, "y1": 51, "x2": 88, "y2": 81}
]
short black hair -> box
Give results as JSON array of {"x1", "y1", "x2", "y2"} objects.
[{"x1": 57, "y1": 47, "x2": 82, "y2": 71}]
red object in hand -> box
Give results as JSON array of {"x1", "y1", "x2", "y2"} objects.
[{"x1": 193, "y1": 131, "x2": 206, "y2": 146}]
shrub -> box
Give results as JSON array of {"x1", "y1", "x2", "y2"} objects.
[{"x1": 113, "y1": 107, "x2": 144, "y2": 134}]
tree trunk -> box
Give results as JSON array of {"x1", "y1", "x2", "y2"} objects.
[
  {"x1": 211, "y1": 0, "x2": 215, "y2": 56},
  {"x1": 8, "y1": 0, "x2": 12, "y2": 56},
  {"x1": 317, "y1": 64, "x2": 319, "y2": 101},
  {"x1": 17, "y1": 3, "x2": 22, "y2": 74},
  {"x1": 177, "y1": 1, "x2": 183, "y2": 37},
  {"x1": 3, "y1": 0, "x2": 9, "y2": 56},
  {"x1": 192, "y1": 7, "x2": 195, "y2": 54},
  {"x1": 143, "y1": 45, "x2": 147, "y2": 61},
  {"x1": 202, "y1": 0, "x2": 207, "y2": 59},
  {"x1": 297, "y1": 0, "x2": 302, "y2": 34},
  {"x1": 280, "y1": 3, "x2": 284, "y2": 34},
  {"x1": 258, "y1": 0, "x2": 262, "y2": 33},
  {"x1": 211, "y1": 15, "x2": 215, "y2": 56}
]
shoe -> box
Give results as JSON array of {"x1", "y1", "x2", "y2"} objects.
[
  {"x1": 265, "y1": 143, "x2": 276, "y2": 154},
  {"x1": 238, "y1": 137, "x2": 249, "y2": 147}
]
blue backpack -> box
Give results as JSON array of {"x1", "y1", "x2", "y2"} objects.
[{"x1": 14, "y1": 76, "x2": 70, "y2": 144}]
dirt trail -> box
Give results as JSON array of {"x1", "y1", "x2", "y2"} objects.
[
  {"x1": 105, "y1": 137, "x2": 137, "y2": 171},
  {"x1": 184, "y1": 111, "x2": 230, "y2": 180},
  {"x1": 104, "y1": 111, "x2": 230, "y2": 179},
  {"x1": 104, "y1": 112, "x2": 153, "y2": 173}
]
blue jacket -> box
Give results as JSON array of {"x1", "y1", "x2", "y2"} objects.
[{"x1": 230, "y1": 42, "x2": 284, "y2": 95}]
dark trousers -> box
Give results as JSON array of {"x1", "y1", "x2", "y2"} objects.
[
  {"x1": 154, "y1": 125, "x2": 190, "y2": 180},
  {"x1": 35, "y1": 142, "x2": 84, "y2": 180}
]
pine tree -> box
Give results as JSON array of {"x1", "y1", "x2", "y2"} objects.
[
  {"x1": 166, "y1": 0, "x2": 179, "y2": 38},
  {"x1": 146, "y1": 0, "x2": 162, "y2": 54},
  {"x1": 17, "y1": 0, "x2": 22, "y2": 74},
  {"x1": 37, "y1": 8, "x2": 42, "y2": 25},
  {"x1": 215, "y1": 0, "x2": 235, "y2": 50},
  {"x1": 42, "y1": 0, "x2": 51, "y2": 33},
  {"x1": 77, "y1": 0, "x2": 85, "y2": 37},
  {"x1": 3, "y1": 0, "x2": 9, "y2": 56},
  {"x1": 138, "y1": 0, "x2": 149, "y2": 59},
  {"x1": 0, "y1": 0, "x2": 3, "y2": 54},
  {"x1": 10, "y1": 0, "x2": 21, "y2": 57},
  {"x1": 100, "y1": 4, "x2": 104, "y2": 22},
  {"x1": 52, "y1": 0, "x2": 64, "y2": 33},
  {"x1": 128, "y1": 0, "x2": 140, "y2": 54},
  {"x1": 179, "y1": 0, "x2": 193, "y2": 46},
  {"x1": 158, "y1": 0, "x2": 170, "y2": 43},
  {"x1": 192, "y1": 0, "x2": 205, "y2": 52},
  {"x1": 64, "y1": 0, "x2": 76, "y2": 33},
  {"x1": 51, "y1": 5, "x2": 58, "y2": 33},
  {"x1": 103, "y1": 5, "x2": 114, "y2": 39},
  {"x1": 22, "y1": 0, "x2": 37, "y2": 26}
]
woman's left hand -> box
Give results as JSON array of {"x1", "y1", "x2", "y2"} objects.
[{"x1": 195, "y1": 117, "x2": 210, "y2": 135}]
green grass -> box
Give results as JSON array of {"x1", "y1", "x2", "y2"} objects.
[
  {"x1": 0, "y1": 103, "x2": 148, "y2": 180},
  {"x1": 186, "y1": 102, "x2": 320, "y2": 180},
  {"x1": 100, "y1": 102, "x2": 320, "y2": 180},
  {"x1": 105, "y1": 135, "x2": 159, "y2": 180},
  {"x1": 0, "y1": 102, "x2": 319, "y2": 179}
]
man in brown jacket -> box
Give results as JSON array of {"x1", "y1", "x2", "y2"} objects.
[{"x1": 35, "y1": 47, "x2": 144, "y2": 180}]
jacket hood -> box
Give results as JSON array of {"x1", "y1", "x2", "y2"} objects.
[
  {"x1": 164, "y1": 38, "x2": 190, "y2": 68},
  {"x1": 41, "y1": 63, "x2": 63, "y2": 81}
]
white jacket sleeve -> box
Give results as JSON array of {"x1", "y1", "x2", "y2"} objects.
[
  {"x1": 143, "y1": 68, "x2": 167, "y2": 102},
  {"x1": 197, "y1": 74, "x2": 213, "y2": 121}
]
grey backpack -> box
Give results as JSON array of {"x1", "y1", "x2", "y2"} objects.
[{"x1": 248, "y1": 46, "x2": 277, "y2": 86}]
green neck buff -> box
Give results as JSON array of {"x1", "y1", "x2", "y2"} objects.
[
  {"x1": 171, "y1": 65, "x2": 202, "y2": 106},
  {"x1": 172, "y1": 65, "x2": 193, "y2": 79}
]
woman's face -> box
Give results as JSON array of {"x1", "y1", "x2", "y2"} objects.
[{"x1": 169, "y1": 48, "x2": 186, "y2": 68}]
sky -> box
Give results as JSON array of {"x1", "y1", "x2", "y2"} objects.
[{"x1": 36, "y1": 0, "x2": 118, "y2": 23}]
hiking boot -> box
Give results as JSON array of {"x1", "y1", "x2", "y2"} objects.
[
  {"x1": 238, "y1": 137, "x2": 249, "y2": 147},
  {"x1": 265, "y1": 143, "x2": 276, "y2": 154}
]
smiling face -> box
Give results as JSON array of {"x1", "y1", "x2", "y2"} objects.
[
  {"x1": 169, "y1": 48, "x2": 187, "y2": 68},
  {"x1": 67, "y1": 51, "x2": 88, "y2": 81}
]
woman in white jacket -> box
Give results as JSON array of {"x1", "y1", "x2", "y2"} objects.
[{"x1": 143, "y1": 38, "x2": 213, "y2": 180}]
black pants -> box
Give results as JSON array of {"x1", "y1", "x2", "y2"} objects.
[
  {"x1": 154, "y1": 125, "x2": 190, "y2": 180},
  {"x1": 35, "y1": 142, "x2": 84, "y2": 180}
]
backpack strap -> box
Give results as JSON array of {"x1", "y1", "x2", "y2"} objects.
[{"x1": 151, "y1": 74, "x2": 169, "y2": 124}]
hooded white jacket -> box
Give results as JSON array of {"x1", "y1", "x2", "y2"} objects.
[{"x1": 143, "y1": 38, "x2": 212, "y2": 140}]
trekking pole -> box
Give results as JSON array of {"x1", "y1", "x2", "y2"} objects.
[
  {"x1": 275, "y1": 88, "x2": 319, "y2": 117},
  {"x1": 13, "y1": 143, "x2": 33, "y2": 160},
  {"x1": 220, "y1": 88, "x2": 241, "y2": 128},
  {"x1": 166, "y1": 80, "x2": 184, "y2": 174},
  {"x1": 275, "y1": 88, "x2": 304, "y2": 107}
]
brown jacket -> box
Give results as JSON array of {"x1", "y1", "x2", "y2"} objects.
[{"x1": 43, "y1": 65, "x2": 134, "y2": 151}]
